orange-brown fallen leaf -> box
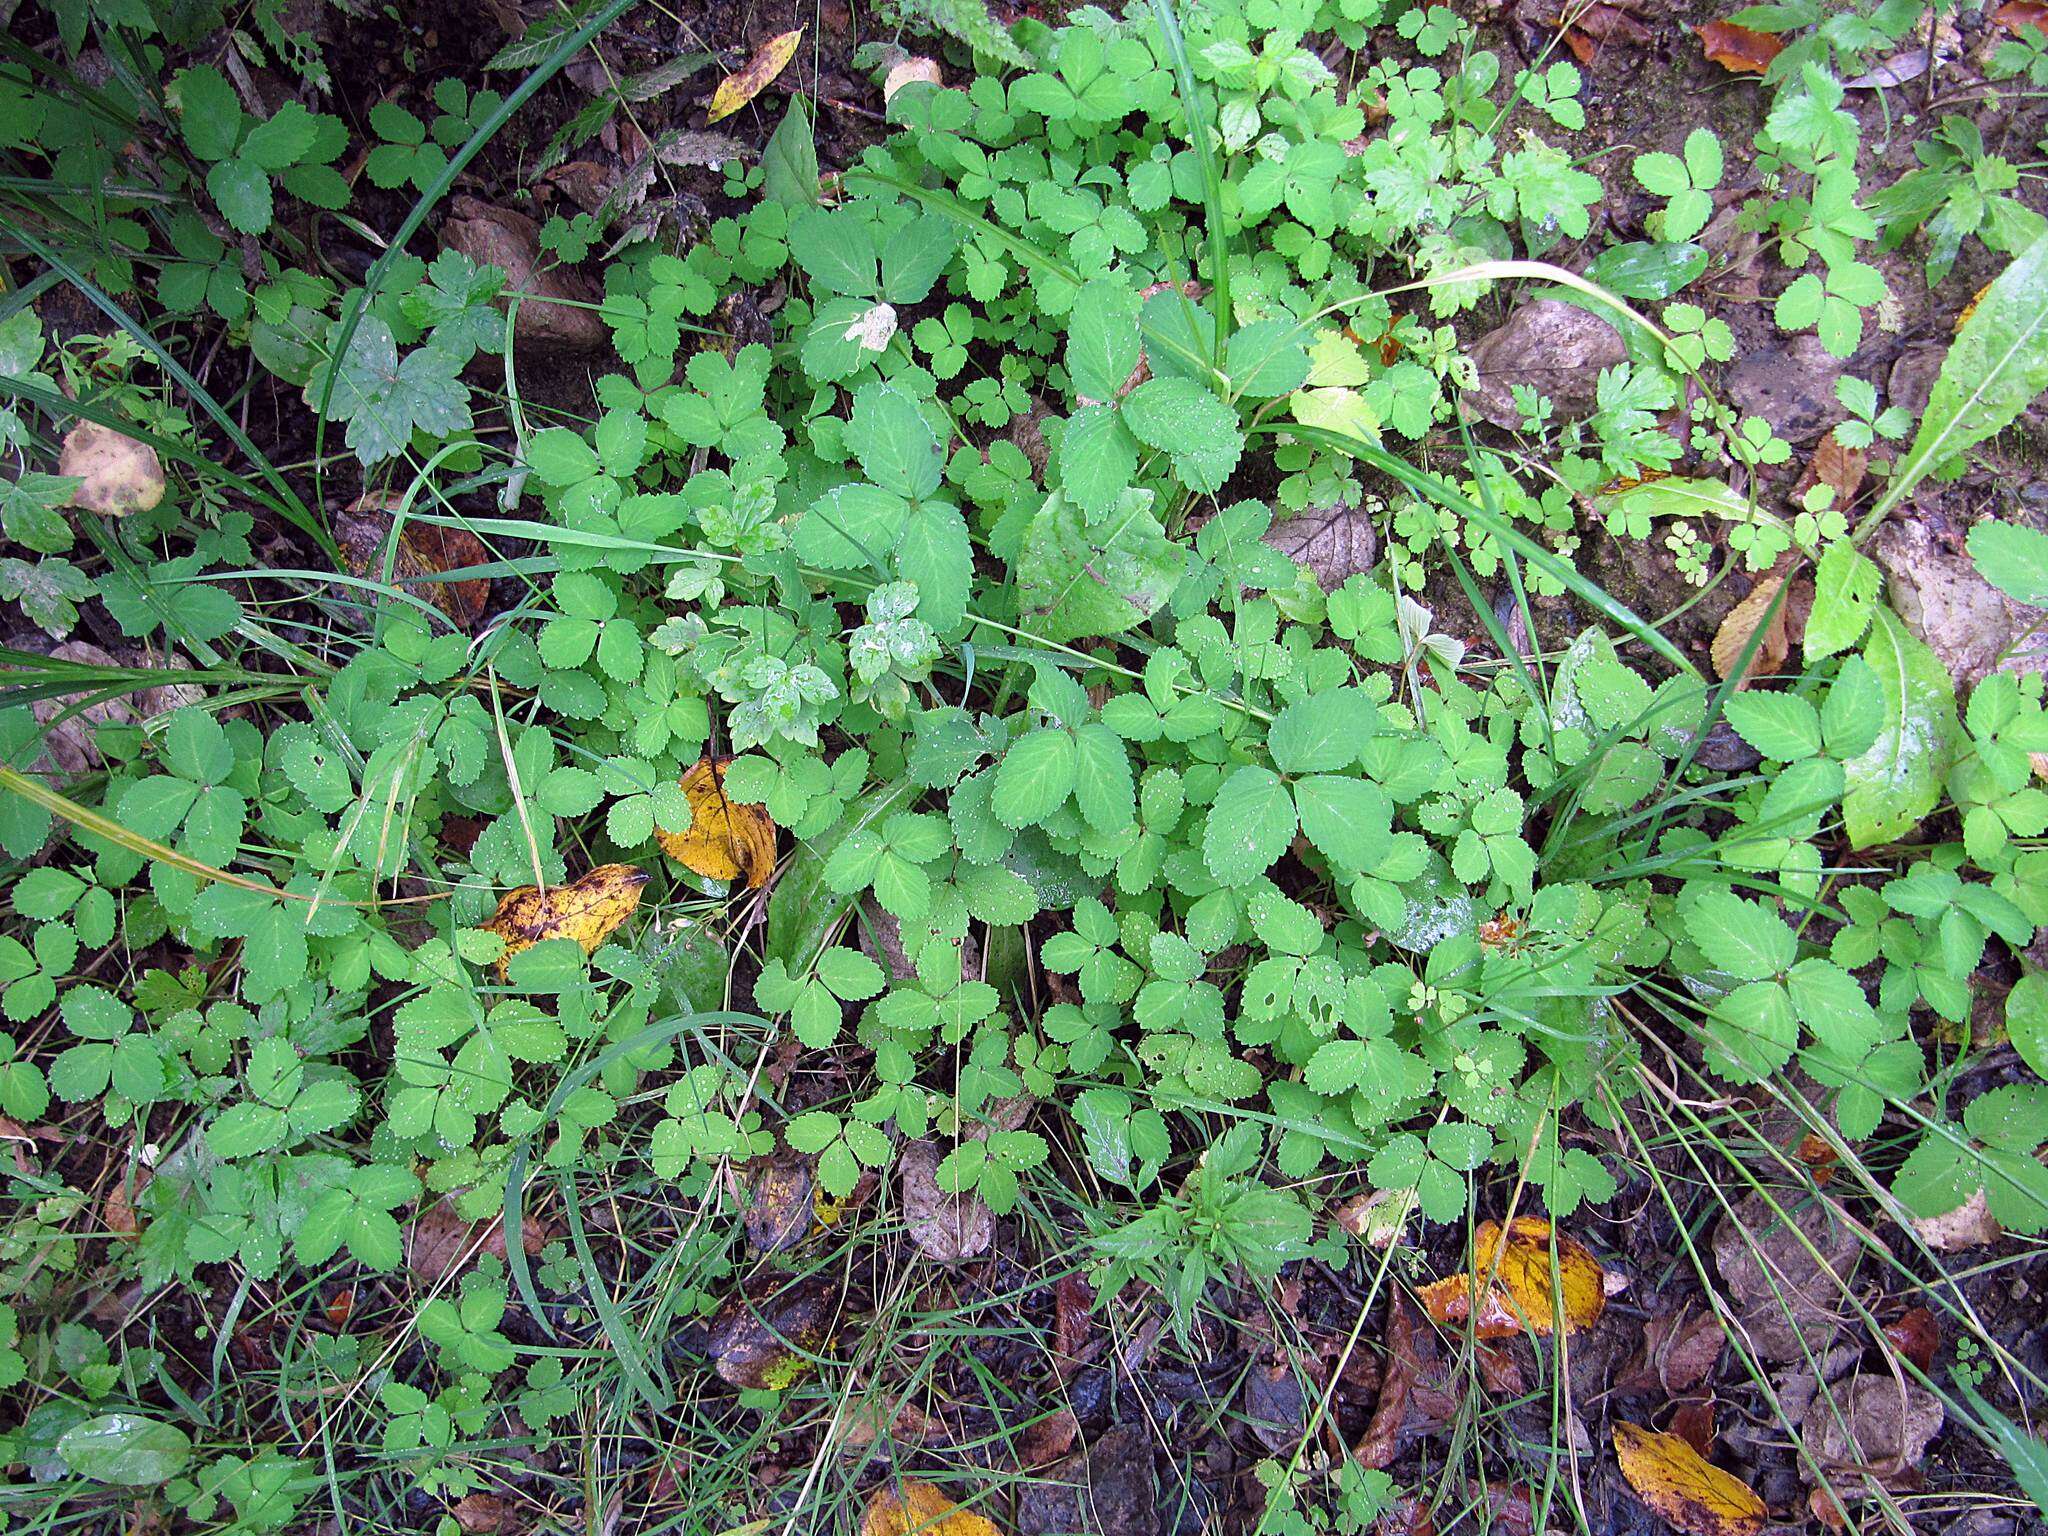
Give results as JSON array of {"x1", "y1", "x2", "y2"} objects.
[
  {"x1": 1712, "y1": 573, "x2": 1794, "y2": 688},
  {"x1": 707, "y1": 28, "x2": 802, "y2": 123},
  {"x1": 1994, "y1": 2, "x2": 2048, "y2": 39},
  {"x1": 1418, "y1": 1217, "x2": 1610, "y2": 1338},
  {"x1": 1354, "y1": 1292, "x2": 1418, "y2": 1468},
  {"x1": 485, "y1": 864, "x2": 649, "y2": 977},
  {"x1": 658, "y1": 757, "x2": 776, "y2": 887},
  {"x1": 1614, "y1": 1421, "x2": 1767, "y2": 1536},
  {"x1": 60, "y1": 420, "x2": 166, "y2": 516},
  {"x1": 1550, "y1": 1, "x2": 1652, "y2": 62},
  {"x1": 859, "y1": 1478, "x2": 1003, "y2": 1536},
  {"x1": 1696, "y1": 20, "x2": 1785, "y2": 72}
]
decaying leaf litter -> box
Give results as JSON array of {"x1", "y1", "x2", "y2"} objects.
[{"x1": 4, "y1": 0, "x2": 2047, "y2": 1528}]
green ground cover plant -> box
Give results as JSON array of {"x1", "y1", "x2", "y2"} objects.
[{"x1": 1, "y1": 0, "x2": 2047, "y2": 1528}]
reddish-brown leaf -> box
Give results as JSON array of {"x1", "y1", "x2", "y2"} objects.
[
  {"x1": 1994, "y1": 1, "x2": 2048, "y2": 37},
  {"x1": 1697, "y1": 20, "x2": 1785, "y2": 71},
  {"x1": 1881, "y1": 1307, "x2": 1941, "y2": 1373},
  {"x1": 1670, "y1": 1398, "x2": 1718, "y2": 1457},
  {"x1": 1354, "y1": 1295, "x2": 1418, "y2": 1469},
  {"x1": 338, "y1": 496, "x2": 494, "y2": 631}
]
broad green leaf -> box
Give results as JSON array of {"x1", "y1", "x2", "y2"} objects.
[
  {"x1": 1055, "y1": 404, "x2": 1138, "y2": 517},
  {"x1": 846, "y1": 383, "x2": 941, "y2": 501},
  {"x1": 1070, "y1": 722, "x2": 1135, "y2": 833},
  {"x1": 1722, "y1": 692, "x2": 1821, "y2": 762},
  {"x1": 1293, "y1": 775, "x2": 1391, "y2": 874},
  {"x1": 1684, "y1": 889, "x2": 1794, "y2": 981},
  {"x1": 1203, "y1": 765, "x2": 1296, "y2": 886},
  {"x1": 1843, "y1": 607, "x2": 1958, "y2": 847},
  {"x1": 993, "y1": 727, "x2": 1077, "y2": 827},
  {"x1": 1966, "y1": 519, "x2": 2048, "y2": 609},
  {"x1": 1884, "y1": 234, "x2": 2048, "y2": 513},
  {"x1": 1016, "y1": 489, "x2": 1182, "y2": 643},
  {"x1": 1267, "y1": 689, "x2": 1375, "y2": 774},
  {"x1": 1805, "y1": 542, "x2": 1882, "y2": 660},
  {"x1": 1068, "y1": 279, "x2": 1142, "y2": 404},
  {"x1": 1121, "y1": 377, "x2": 1243, "y2": 493},
  {"x1": 58, "y1": 1414, "x2": 193, "y2": 1484}
]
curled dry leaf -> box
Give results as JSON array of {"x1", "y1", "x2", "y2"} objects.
[
  {"x1": 860, "y1": 1479, "x2": 1002, "y2": 1536},
  {"x1": 406, "y1": 1194, "x2": 548, "y2": 1284},
  {"x1": 1808, "y1": 1374, "x2": 1945, "y2": 1482},
  {"x1": 899, "y1": 1137, "x2": 993, "y2": 1262},
  {"x1": 1696, "y1": 20, "x2": 1785, "y2": 72},
  {"x1": 883, "y1": 57, "x2": 942, "y2": 102},
  {"x1": 485, "y1": 864, "x2": 649, "y2": 978},
  {"x1": 337, "y1": 495, "x2": 493, "y2": 631},
  {"x1": 658, "y1": 757, "x2": 777, "y2": 887},
  {"x1": 1417, "y1": 1217, "x2": 1609, "y2": 1338},
  {"x1": 1713, "y1": 1190, "x2": 1865, "y2": 1361},
  {"x1": 707, "y1": 29, "x2": 802, "y2": 123},
  {"x1": 1799, "y1": 430, "x2": 1867, "y2": 515},
  {"x1": 60, "y1": 421, "x2": 166, "y2": 516},
  {"x1": 1614, "y1": 1421, "x2": 1767, "y2": 1536},
  {"x1": 1631, "y1": 1308, "x2": 1726, "y2": 1395},
  {"x1": 1355, "y1": 1293, "x2": 1418, "y2": 1469}
]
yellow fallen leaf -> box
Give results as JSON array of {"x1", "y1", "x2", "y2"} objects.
[
  {"x1": 1613, "y1": 1422, "x2": 1767, "y2": 1536},
  {"x1": 657, "y1": 757, "x2": 776, "y2": 887},
  {"x1": 485, "y1": 864, "x2": 649, "y2": 977},
  {"x1": 60, "y1": 420, "x2": 166, "y2": 516},
  {"x1": 860, "y1": 1480, "x2": 1003, "y2": 1536},
  {"x1": 707, "y1": 28, "x2": 802, "y2": 123},
  {"x1": 1418, "y1": 1216, "x2": 1609, "y2": 1338}
]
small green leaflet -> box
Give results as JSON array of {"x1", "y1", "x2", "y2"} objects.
[{"x1": 1842, "y1": 606, "x2": 1958, "y2": 847}]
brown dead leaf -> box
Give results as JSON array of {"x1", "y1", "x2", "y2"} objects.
[
  {"x1": 440, "y1": 196, "x2": 606, "y2": 353},
  {"x1": 60, "y1": 421, "x2": 165, "y2": 517},
  {"x1": 743, "y1": 1151, "x2": 814, "y2": 1254},
  {"x1": 1375, "y1": 1494, "x2": 1436, "y2": 1536},
  {"x1": 407, "y1": 1195, "x2": 549, "y2": 1284},
  {"x1": 1466, "y1": 1480, "x2": 1534, "y2": 1536},
  {"x1": 1711, "y1": 1190, "x2": 1862, "y2": 1361},
  {"x1": 1475, "y1": 1341, "x2": 1526, "y2": 1396},
  {"x1": 707, "y1": 29, "x2": 802, "y2": 123},
  {"x1": 1335, "y1": 1186, "x2": 1416, "y2": 1250},
  {"x1": 1633, "y1": 1308, "x2": 1726, "y2": 1394},
  {"x1": 1053, "y1": 1273, "x2": 1092, "y2": 1381},
  {"x1": 337, "y1": 496, "x2": 493, "y2": 630},
  {"x1": 1806, "y1": 431, "x2": 1867, "y2": 514},
  {"x1": 1354, "y1": 1293, "x2": 1418, "y2": 1469},
  {"x1": 899, "y1": 1138, "x2": 993, "y2": 1262},
  {"x1": 1697, "y1": 20, "x2": 1785, "y2": 72},
  {"x1": 657, "y1": 757, "x2": 776, "y2": 888},
  {"x1": 1550, "y1": 0, "x2": 1652, "y2": 61},
  {"x1": 706, "y1": 1275, "x2": 838, "y2": 1390},
  {"x1": 1711, "y1": 573, "x2": 1790, "y2": 687},
  {"x1": 449, "y1": 1493, "x2": 520, "y2": 1534},
  {"x1": 1263, "y1": 503, "x2": 1381, "y2": 590},
  {"x1": 860, "y1": 1479, "x2": 1002, "y2": 1536},
  {"x1": 103, "y1": 1169, "x2": 145, "y2": 1240},
  {"x1": 1614, "y1": 1422, "x2": 1767, "y2": 1536},
  {"x1": 1879, "y1": 1307, "x2": 1940, "y2": 1374},
  {"x1": 1809, "y1": 1374, "x2": 1945, "y2": 1482},
  {"x1": 1016, "y1": 1406, "x2": 1079, "y2": 1468},
  {"x1": 485, "y1": 864, "x2": 649, "y2": 978},
  {"x1": 1670, "y1": 1399, "x2": 1718, "y2": 1457},
  {"x1": 1418, "y1": 1217, "x2": 1609, "y2": 1339},
  {"x1": 1995, "y1": 1, "x2": 2048, "y2": 35}
]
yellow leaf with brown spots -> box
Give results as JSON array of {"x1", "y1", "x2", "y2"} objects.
[
  {"x1": 860, "y1": 1480, "x2": 1004, "y2": 1536},
  {"x1": 1418, "y1": 1217, "x2": 1610, "y2": 1338},
  {"x1": 60, "y1": 421, "x2": 165, "y2": 516},
  {"x1": 706, "y1": 29, "x2": 802, "y2": 123},
  {"x1": 1613, "y1": 1422, "x2": 1767, "y2": 1536},
  {"x1": 485, "y1": 864, "x2": 648, "y2": 977},
  {"x1": 657, "y1": 757, "x2": 776, "y2": 887}
]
